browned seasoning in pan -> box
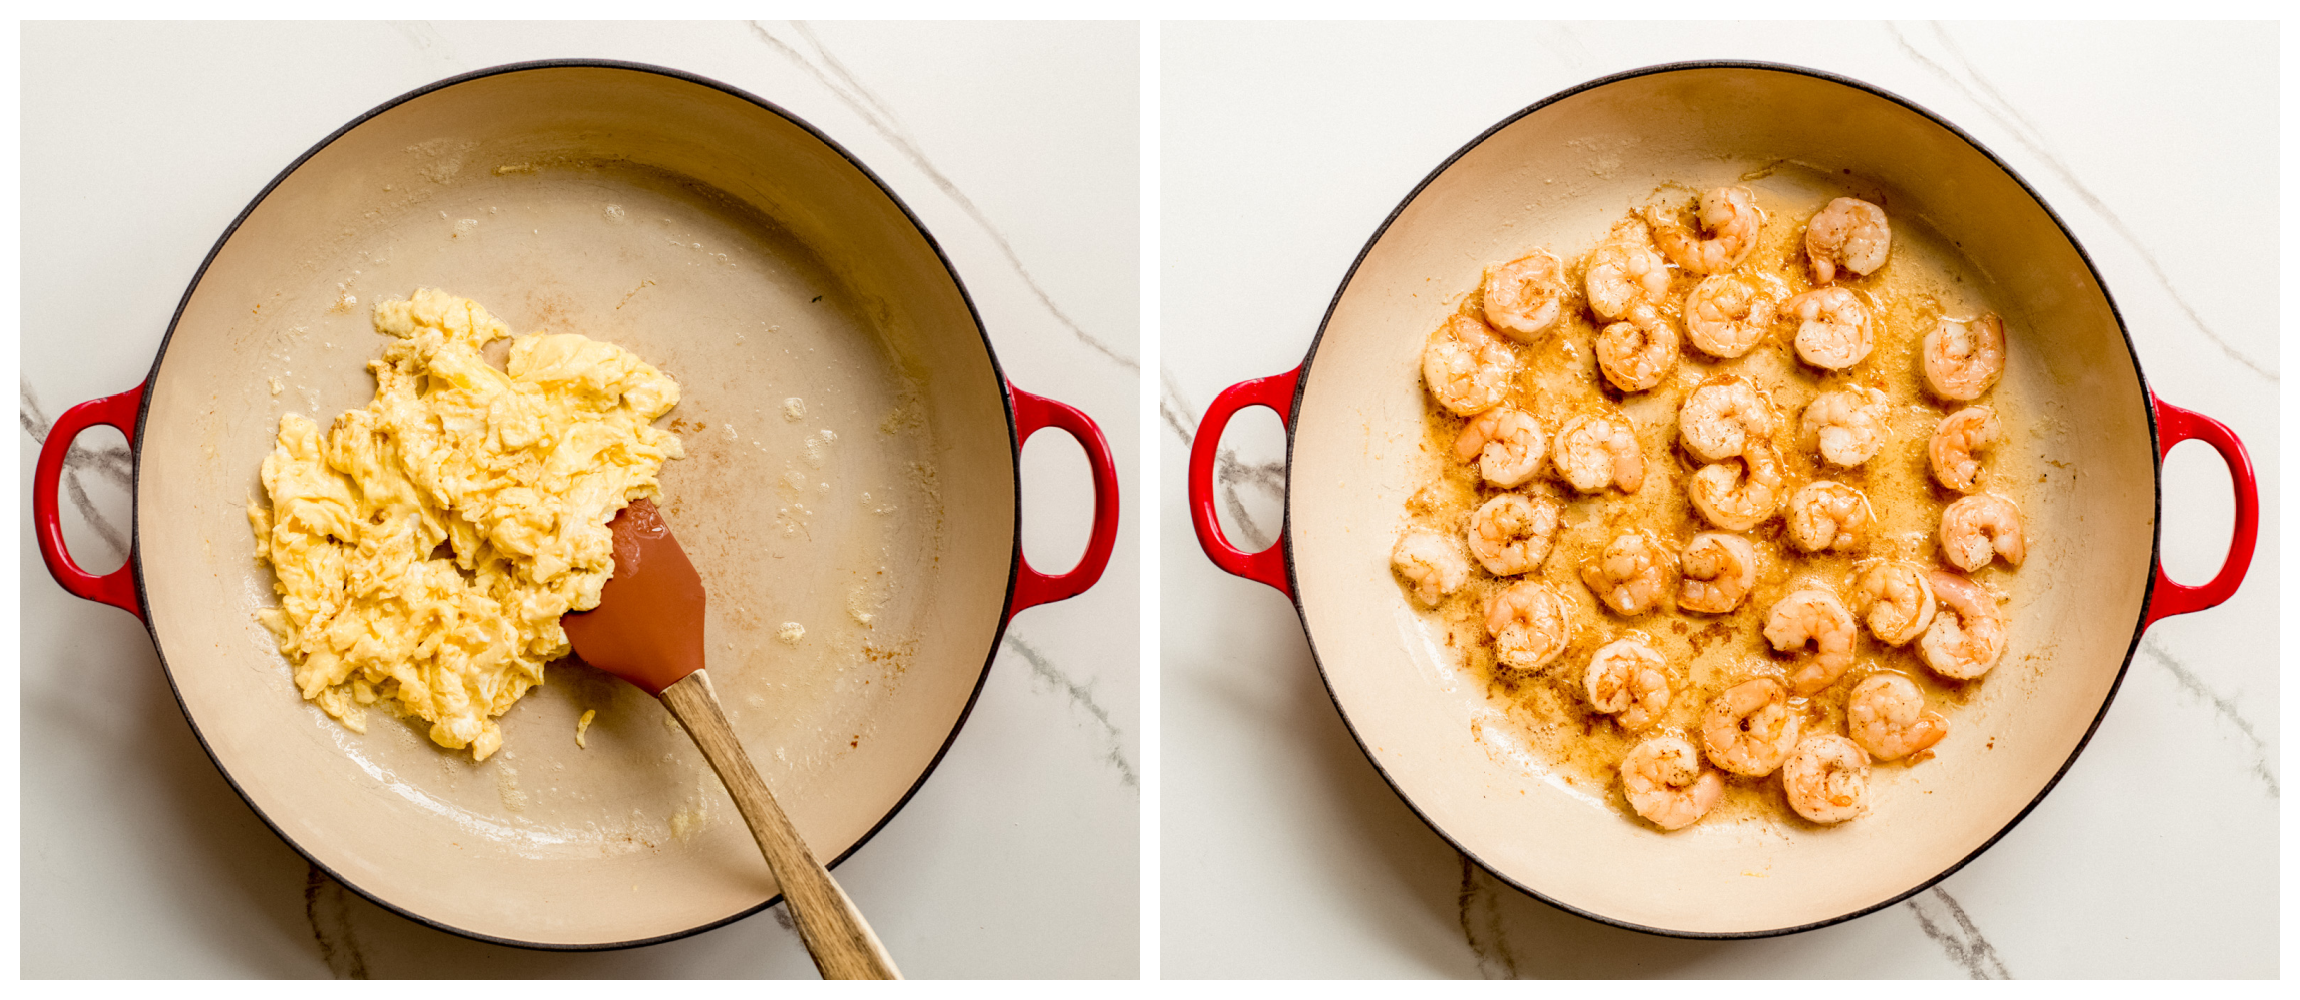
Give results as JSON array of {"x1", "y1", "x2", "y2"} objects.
[{"x1": 1396, "y1": 180, "x2": 2032, "y2": 831}]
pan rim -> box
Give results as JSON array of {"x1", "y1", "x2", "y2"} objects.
[
  {"x1": 119, "y1": 58, "x2": 1024, "y2": 952},
  {"x1": 1274, "y1": 58, "x2": 2160, "y2": 940}
]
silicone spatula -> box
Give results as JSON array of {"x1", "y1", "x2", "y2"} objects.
[{"x1": 562, "y1": 497, "x2": 900, "y2": 979}]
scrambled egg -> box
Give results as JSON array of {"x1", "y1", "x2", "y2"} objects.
[{"x1": 249, "y1": 288, "x2": 683, "y2": 761}]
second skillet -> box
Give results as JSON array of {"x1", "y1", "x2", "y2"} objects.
[{"x1": 1188, "y1": 62, "x2": 2256, "y2": 937}]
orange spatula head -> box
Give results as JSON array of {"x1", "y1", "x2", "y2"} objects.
[
  {"x1": 557, "y1": 496, "x2": 899, "y2": 978},
  {"x1": 562, "y1": 497, "x2": 706, "y2": 695}
]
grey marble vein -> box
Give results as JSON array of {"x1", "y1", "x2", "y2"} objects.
[
  {"x1": 21, "y1": 382, "x2": 132, "y2": 558},
  {"x1": 1906, "y1": 887, "x2": 2010, "y2": 979},
  {"x1": 1455, "y1": 854, "x2": 1519, "y2": 979},
  {"x1": 1165, "y1": 373, "x2": 1286, "y2": 551},
  {"x1": 1890, "y1": 21, "x2": 2274, "y2": 382},
  {"x1": 1534, "y1": 23, "x2": 1595, "y2": 72},
  {"x1": 1462, "y1": 846, "x2": 2018, "y2": 979},
  {"x1": 747, "y1": 20, "x2": 1138, "y2": 373},
  {"x1": 2139, "y1": 636, "x2": 2277, "y2": 796},
  {"x1": 304, "y1": 864, "x2": 372, "y2": 979},
  {"x1": 1159, "y1": 370, "x2": 1197, "y2": 444},
  {"x1": 1003, "y1": 634, "x2": 1137, "y2": 788},
  {"x1": 385, "y1": 20, "x2": 456, "y2": 66},
  {"x1": 1215, "y1": 449, "x2": 1286, "y2": 553}
]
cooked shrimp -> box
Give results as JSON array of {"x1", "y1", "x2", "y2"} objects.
[
  {"x1": 1466, "y1": 492, "x2": 1559, "y2": 577},
  {"x1": 1481, "y1": 250, "x2": 1569, "y2": 342},
  {"x1": 1587, "y1": 636, "x2": 1672, "y2": 731},
  {"x1": 1688, "y1": 442, "x2": 1783, "y2": 532},
  {"x1": 1804, "y1": 197, "x2": 1891, "y2": 285},
  {"x1": 1766, "y1": 589, "x2": 1859, "y2": 695},
  {"x1": 1928, "y1": 405, "x2": 2001, "y2": 493},
  {"x1": 1678, "y1": 378, "x2": 1776, "y2": 464},
  {"x1": 1702, "y1": 677, "x2": 1800, "y2": 778},
  {"x1": 1854, "y1": 560, "x2": 1936, "y2": 646},
  {"x1": 1847, "y1": 673, "x2": 1948, "y2": 762},
  {"x1": 1798, "y1": 386, "x2": 1891, "y2": 468},
  {"x1": 1620, "y1": 734, "x2": 1724, "y2": 832},
  {"x1": 1583, "y1": 236, "x2": 1671, "y2": 322},
  {"x1": 1923, "y1": 313, "x2": 2007, "y2": 402},
  {"x1": 1782, "y1": 733, "x2": 1870, "y2": 824},
  {"x1": 1488, "y1": 579, "x2": 1571, "y2": 671},
  {"x1": 1553, "y1": 413, "x2": 1646, "y2": 494},
  {"x1": 1580, "y1": 530, "x2": 1675, "y2": 616},
  {"x1": 1646, "y1": 186, "x2": 1763, "y2": 275},
  {"x1": 1940, "y1": 493, "x2": 2026, "y2": 572},
  {"x1": 1684, "y1": 274, "x2": 1776, "y2": 359},
  {"x1": 1920, "y1": 570, "x2": 2004, "y2": 680},
  {"x1": 1454, "y1": 405, "x2": 1547, "y2": 488},
  {"x1": 1781, "y1": 286, "x2": 1876, "y2": 370},
  {"x1": 1596, "y1": 305, "x2": 1680, "y2": 393},
  {"x1": 1422, "y1": 313, "x2": 1518, "y2": 417},
  {"x1": 1678, "y1": 531, "x2": 1759, "y2": 614},
  {"x1": 1391, "y1": 528, "x2": 1469, "y2": 606},
  {"x1": 1785, "y1": 481, "x2": 1873, "y2": 554}
]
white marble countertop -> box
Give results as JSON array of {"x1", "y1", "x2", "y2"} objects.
[
  {"x1": 20, "y1": 21, "x2": 1139, "y2": 978},
  {"x1": 1159, "y1": 22, "x2": 2277, "y2": 978}
]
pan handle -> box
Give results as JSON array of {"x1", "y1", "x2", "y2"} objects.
[
  {"x1": 1006, "y1": 384, "x2": 1120, "y2": 621},
  {"x1": 33, "y1": 384, "x2": 145, "y2": 620},
  {"x1": 2143, "y1": 394, "x2": 2258, "y2": 628},
  {"x1": 1186, "y1": 368, "x2": 1299, "y2": 599}
]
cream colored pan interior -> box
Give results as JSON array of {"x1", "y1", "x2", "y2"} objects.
[
  {"x1": 134, "y1": 64, "x2": 1016, "y2": 947},
  {"x1": 1287, "y1": 65, "x2": 2154, "y2": 935}
]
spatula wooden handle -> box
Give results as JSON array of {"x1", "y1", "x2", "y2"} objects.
[{"x1": 659, "y1": 670, "x2": 901, "y2": 980}]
